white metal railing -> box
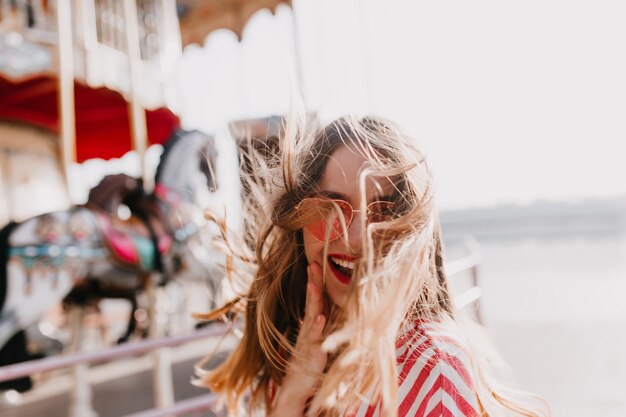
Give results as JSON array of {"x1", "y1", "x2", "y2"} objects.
[
  {"x1": 0, "y1": 323, "x2": 229, "y2": 417},
  {"x1": 448, "y1": 235, "x2": 483, "y2": 323},
  {"x1": 0, "y1": 324, "x2": 228, "y2": 383},
  {"x1": 0, "y1": 239, "x2": 482, "y2": 416}
]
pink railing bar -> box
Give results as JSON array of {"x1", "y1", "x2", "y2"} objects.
[
  {"x1": 123, "y1": 393, "x2": 220, "y2": 417},
  {"x1": 0, "y1": 323, "x2": 230, "y2": 383}
]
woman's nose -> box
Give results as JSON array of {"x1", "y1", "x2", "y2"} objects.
[{"x1": 346, "y1": 211, "x2": 363, "y2": 253}]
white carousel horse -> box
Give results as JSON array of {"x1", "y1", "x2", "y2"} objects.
[{"x1": 0, "y1": 129, "x2": 221, "y2": 392}]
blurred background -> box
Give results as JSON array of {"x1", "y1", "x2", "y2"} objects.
[{"x1": 1, "y1": 1, "x2": 625, "y2": 416}]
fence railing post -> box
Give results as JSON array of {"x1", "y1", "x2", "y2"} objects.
[{"x1": 68, "y1": 306, "x2": 98, "y2": 417}]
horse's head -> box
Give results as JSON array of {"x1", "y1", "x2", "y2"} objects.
[{"x1": 155, "y1": 129, "x2": 218, "y2": 207}]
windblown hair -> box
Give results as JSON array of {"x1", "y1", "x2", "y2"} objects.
[{"x1": 197, "y1": 115, "x2": 549, "y2": 417}]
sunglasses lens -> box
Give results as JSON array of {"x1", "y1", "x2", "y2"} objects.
[
  {"x1": 297, "y1": 199, "x2": 353, "y2": 241},
  {"x1": 367, "y1": 201, "x2": 397, "y2": 224}
]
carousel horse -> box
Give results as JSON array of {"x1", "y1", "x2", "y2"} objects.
[
  {"x1": 66, "y1": 173, "x2": 159, "y2": 345},
  {"x1": 0, "y1": 129, "x2": 219, "y2": 392}
]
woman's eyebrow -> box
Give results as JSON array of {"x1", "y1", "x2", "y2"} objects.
[
  {"x1": 317, "y1": 190, "x2": 348, "y2": 200},
  {"x1": 317, "y1": 190, "x2": 395, "y2": 203},
  {"x1": 374, "y1": 194, "x2": 395, "y2": 202}
]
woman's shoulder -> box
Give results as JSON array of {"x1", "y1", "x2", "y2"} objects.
[{"x1": 393, "y1": 319, "x2": 481, "y2": 417}]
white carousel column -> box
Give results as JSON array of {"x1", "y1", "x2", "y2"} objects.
[
  {"x1": 158, "y1": 0, "x2": 182, "y2": 59},
  {"x1": 0, "y1": 149, "x2": 15, "y2": 223},
  {"x1": 158, "y1": 0, "x2": 183, "y2": 113},
  {"x1": 123, "y1": 0, "x2": 149, "y2": 189},
  {"x1": 68, "y1": 306, "x2": 98, "y2": 417},
  {"x1": 356, "y1": 0, "x2": 375, "y2": 113},
  {"x1": 145, "y1": 274, "x2": 175, "y2": 410},
  {"x1": 0, "y1": 1, "x2": 11, "y2": 28},
  {"x1": 290, "y1": 0, "x2": 307, "y2": 109},
  {"x1": 124, "y1": 0, "x2": 174, "y2": 407},
  {"x1": 55, "y1": 0, "x2": 77, "y2": 201}
]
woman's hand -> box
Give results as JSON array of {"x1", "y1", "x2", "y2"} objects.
[{"x1": 271, "y1": 262, "x2": 327, "y2": 416}]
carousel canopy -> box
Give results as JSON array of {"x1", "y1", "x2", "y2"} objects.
[
  {"x1": 0, "y1": 75, "x2": 180, "y2": 163},
  {"x1": 0, "y1": 0, "x2": 293, "y2": 163}
]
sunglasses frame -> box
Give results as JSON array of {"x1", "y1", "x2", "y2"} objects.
[{"x1": 295, "y1": 197, "x2": 397, "y2": 242}]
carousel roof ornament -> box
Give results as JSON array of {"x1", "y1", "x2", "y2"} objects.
[
  {"x1": 176, "y1": 0, "x2": 291, "y2": 45},
  {"x1": 0, "y1": 31, "x2": 52, "y2": 79}
]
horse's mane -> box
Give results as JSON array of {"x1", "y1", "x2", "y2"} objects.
[
  {"x1": 0, "y1": 221, "x2": 20, "y2": 313},
  {"x1": 0, "y1": 221, "x2": 33, "y2": 393}
]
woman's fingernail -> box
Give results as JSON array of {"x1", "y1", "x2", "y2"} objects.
[{"x1": 316, "y1": 314, "x2": 324, "y2": 324}]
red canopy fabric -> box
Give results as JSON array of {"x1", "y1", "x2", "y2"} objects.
[{"x1": 0, "y1": 75, "x2": 180, "y2": 162}]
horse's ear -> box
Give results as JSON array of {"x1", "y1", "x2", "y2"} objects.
[
  {"x1": 195, "y1": 131, "x2": 219, "y2": 192},
  {"x1": 199, "y1": 147, "x2": 219, "y2": 193}
]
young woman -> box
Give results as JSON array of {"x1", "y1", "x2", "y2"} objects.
[{"x1": 198, "y1": 116, "x2": 548, "y2": 417}]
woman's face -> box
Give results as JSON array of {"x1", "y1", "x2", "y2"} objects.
[{"x1": 302, "y1": 145, "x2": 396, "y2": 308}]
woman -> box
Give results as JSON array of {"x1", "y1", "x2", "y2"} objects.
[{"x1": 198, "y1": 116, "x2": 548, "y2": 417}]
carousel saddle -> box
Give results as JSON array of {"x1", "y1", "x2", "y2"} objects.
[
  {"x1": 96, "y1": 214, "x2": 172, "y2": 272},
  {"x1": 88, "y1": 174, "x2": 172, "y2": 272}
]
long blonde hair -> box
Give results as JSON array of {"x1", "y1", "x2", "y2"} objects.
[{"x1": 198, "y1": 115, "x2": 549, "y2": 417}]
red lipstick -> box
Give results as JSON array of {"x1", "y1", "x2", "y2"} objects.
[{"x1": 327, "y1": 253, "x2": 356, "y2": 285}]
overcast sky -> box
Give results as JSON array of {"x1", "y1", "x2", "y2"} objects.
[{"x1": 177, "y1": 0, "x2": 626, "y2": 210}]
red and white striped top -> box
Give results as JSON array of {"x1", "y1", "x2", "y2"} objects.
[{"x1": 352, "y1": 320, "x2": 480, "y2": 417}]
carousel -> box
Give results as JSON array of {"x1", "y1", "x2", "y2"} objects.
[{"x1": 0, "y1": 1, "x2": 291, "y2": 416}]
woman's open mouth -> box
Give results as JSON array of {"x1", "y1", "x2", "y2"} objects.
[{"x1": 327, "y1": 254, "x2": 355, "y2": 285}]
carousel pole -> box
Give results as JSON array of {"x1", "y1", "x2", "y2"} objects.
[
  {"x1": 123, "y1": 0, "x2": 175, "y2": 412},
  {"x1": 0, "y1": 150, "x2": 15, "y2": 223},
  {"x1": 159, "y1": 0, "x2": 183, "y2": 113},
  {"x1": 57, "y1": 3, "x2": 98, "y2": 416},
  {"x1": 123, "y1": 0, "x2": 149, "y2": 189},
  {"x1": 290, "y1": 0, "x2": 307, "y2": 109},
  {"x1": 56, "y1": 0, "x2": 76, "y2": 196},
  {"x1": 357, "y1": 0, "x2": 374, "y2": 113},
  {"x1": 68, "y1": 307, "x2": 98, "y2": 417}
]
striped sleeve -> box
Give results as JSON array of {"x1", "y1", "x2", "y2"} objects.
[{"x1": 352, "y1": 322, "x2": 480, "y2": 417}]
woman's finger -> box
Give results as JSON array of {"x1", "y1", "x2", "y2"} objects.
[
  {"x1": 308, "y1": 261, "x2": 323, "y2": 290},
  {"x1": 309, "y1": 313, "x2": 326, "y2": 343},
  {"x1": 304, "y1": 264, "x2": 311, "y2": 317},
  {"x1": 279, "y1": 263, "x2": 328, "y2": 405},
  {"x1": 305, "y1": 263, "x2": 324, "y2": 327}
]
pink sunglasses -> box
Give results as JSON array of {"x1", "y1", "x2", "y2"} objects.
[{"x1": 295, "y1": 197, "x2": 397, "y2": 241}]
